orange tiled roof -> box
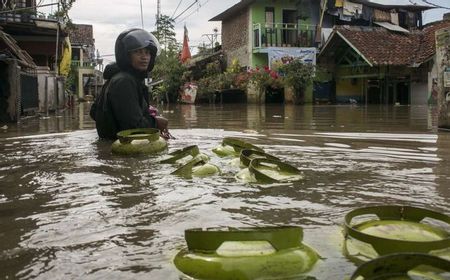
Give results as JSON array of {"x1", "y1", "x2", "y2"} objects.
[
  {"x1": 331, "y1": 20, "x2": 450, "y2": 66},
  {"x1": 68, "y1": 24, "x2": 94, "y2": 46}
]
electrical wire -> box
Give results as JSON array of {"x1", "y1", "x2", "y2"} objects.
[
  {"x1": 176, "y1": 0, "x2": 211, "y2": 24},
  {"x1": 421, "y1": 0, "x2": 450, "y2": 9},
  {"x1": 172, "y1": 0, "x2": 197, "y2": 21},
  {"x1": 171, "y1": 0, "x2": 183, "y2": 18}
]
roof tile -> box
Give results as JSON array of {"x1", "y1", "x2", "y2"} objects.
[
  {"x1": 334, "y1": 20, "x2": 450, "y2": 66},
  {"x1": 68, "y1": 24, "x2": 94, "y2": 46}
]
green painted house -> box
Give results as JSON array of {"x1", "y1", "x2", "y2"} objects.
[{"x1": 210, "y1": 0, "x2": 318, "y2": 69}]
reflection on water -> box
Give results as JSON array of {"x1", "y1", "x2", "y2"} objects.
[{"x1": 0, "y1": 103, "x2": 448, "y2": 279}]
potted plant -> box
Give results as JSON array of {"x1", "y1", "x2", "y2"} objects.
[{"x1": 279, "y1": 59, "x2": 315, "y2": 104}]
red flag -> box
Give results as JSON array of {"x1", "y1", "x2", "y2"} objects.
[{"x1": 181, "y1": 25, "x2": 191, "y2": 63}]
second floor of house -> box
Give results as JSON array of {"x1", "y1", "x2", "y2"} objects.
[{"x1": 211, "y1": 0, "x2": 435, "y2": 52}]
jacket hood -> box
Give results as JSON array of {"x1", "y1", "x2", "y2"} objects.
[
  {"x1": 114, "y1": 28, "x2": 159, "y2": 76},
  {"x1": 103, "y1": 63, "x2": 121, "y2": 80}
]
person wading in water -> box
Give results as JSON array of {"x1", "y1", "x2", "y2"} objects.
[{"x1": 90, "y1": 28, "x2": 172, "y2": 140}]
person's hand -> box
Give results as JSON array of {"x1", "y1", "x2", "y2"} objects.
[
  {"x1": 148, "y1": 105, "x2": 159, "y2": 117},
  {"x1": 155, "y1": 116, "x2": 168, "y2": 130},
  {"x1": 155, "y1": 116, "x2": 175, "y2": 140}
]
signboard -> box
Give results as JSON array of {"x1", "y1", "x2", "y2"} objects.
[
  {"x1": 445, "y1": 71, "x2": 450, "y2": 88},
  {"x1": 179, "y1": 83, "x2": 198, "y2": 104},
  {"x1": 268, "y1": 47, "x2": 317, "y2": 70}
]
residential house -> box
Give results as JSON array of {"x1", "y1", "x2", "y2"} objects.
[
  {"x1": 0, "y1": 27, "x2": 37, "y2": 122},
  {"x1": 317, "y1": 2, "x2": 448, "y2": 105},
  {"x1": 210, "y1": 0, "x2": 320, "y2": 103},
  {"x1": 212, "y1": 0, "x2": 442, "y2": 105},
  {"x1": 210, "y1": 0, "x2": 317, "y2": 69},
  {"x1": 68, "y1": 24, "x2": 102, "y2": 99},
  {"x1": 0, "y1": 0, "x2": 67, "y2": 115}
]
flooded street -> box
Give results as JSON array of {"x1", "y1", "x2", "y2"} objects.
[{"x1": 0, "y1": 103, "x2": 449, "y2": 279}]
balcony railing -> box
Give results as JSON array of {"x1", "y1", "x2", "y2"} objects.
[
  {"x1": 71, "y1": 60, "x2": 96, "y2": 69},
  {"x1": 253, "y1": 23, "x2": 317, "y2": 49},
  {"x1": 0, "y1": 12, "x2": 36, "y2": 23}
]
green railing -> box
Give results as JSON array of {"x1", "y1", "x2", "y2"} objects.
[
  {"x1": 71, "y1": 60, "x2": 96, "y2": 69},
  {"x1": 253, "y1": 23, "x2": 317, "y2": 49}
]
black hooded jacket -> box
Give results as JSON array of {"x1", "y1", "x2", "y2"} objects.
[{"x1": 90, "y1": 29, "x2": 158, "y2": 140}]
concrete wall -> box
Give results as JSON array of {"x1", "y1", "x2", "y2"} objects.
[
  {"x1": 37, "y1": 67, "x2": 54, "y2": 112},
  {"x1": 222, "y1": 9, "x2": 250, "y2": 67},
  {"x1": 36, "y1": 66, "x2": 65, "y2": 112},
  {"x1": 7, "y1": 61, "x2": 20, "y2": 121}
]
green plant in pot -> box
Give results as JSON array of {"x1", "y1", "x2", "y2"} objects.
[{"x1": 279, "y1": 59, "x2": 315, "y2": 105}]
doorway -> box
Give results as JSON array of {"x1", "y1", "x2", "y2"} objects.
[{"x1": 282, "y1": 10, "x2": 296, "y2": 46}]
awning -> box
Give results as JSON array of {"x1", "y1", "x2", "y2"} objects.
[{"x1": 374, "y1": 21, "x2": 410, "y2": 33}]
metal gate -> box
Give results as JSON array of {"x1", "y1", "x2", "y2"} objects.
[{"x1": 20, "y1": 73, "x2": 39, "y2": 112}]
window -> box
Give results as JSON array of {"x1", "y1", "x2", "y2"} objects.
[{"x1": 265, "y1": 7, "x2": 274, "y2": 27}]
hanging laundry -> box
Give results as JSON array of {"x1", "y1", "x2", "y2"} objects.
[
  {"x1": 339, "y1": 9, "x2": 353, "y2": 22},
  {"x1": 390, "y1": 11, "x2": 399, "y2": 25},
  {"x1": 373, "y1": 8, "x2": 391, "y2": 22},
  {"x1": 343, "y1": 0, "x2": 363, "y2": 17}
]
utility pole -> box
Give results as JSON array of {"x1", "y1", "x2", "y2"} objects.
[
  {"x1": 202, "y1": 28, "x2": 219, "y2": 53},
  {"x1": 140, "y1": 0, "x2": 144, "y2": 28},
  {"x1": 54, "y1": 0, "x2": 60, "y2": 75},
  {"x1": 156, "y1": 0, "x2": 161, "y2": 29},
  {"x1": 54, "y1": 0, "x2": 60, "y2": 112}
]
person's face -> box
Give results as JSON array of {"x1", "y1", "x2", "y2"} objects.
[{"x1": 130, "y1": 48, "x2": 151, "y2": 71}]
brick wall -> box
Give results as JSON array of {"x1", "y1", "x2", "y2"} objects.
[{"x1": 222, "y1": 9, "x2": 249, "y2": 67}]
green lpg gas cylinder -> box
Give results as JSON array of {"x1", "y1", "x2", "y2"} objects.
[
  {"x1": 350, "y1": 253, "x2": 450, "y2": 280},
  {"x1": 239, "y1": 149, "x2": 280, "y2": 167},
  {"x1": 236, "y1": 158, "x2": 304, "y2": 184},
  {"x1": 171, "y1": 156, "x2": 220, "y2": 179},
  {"x1": 174, "y1": 226, "x2": 319, "y2": 280},
  {"x1": 212, "y1": 137, "x2": 263, "y2": 158},
  {"x1": 343, "y1": 205, "x2": 450, "y2": 264},
  {"x1": 111, "y1": 128, "x2": 167, "y2": 155},
  {"x1": 160, "y1": 145, "x2": 203, "y2": 165}
]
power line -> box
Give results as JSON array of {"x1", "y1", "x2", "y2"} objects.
[
  {"x1": 421, "y1": 0, "x2": 450, "y2": 9},
  {"x1": 172, "y1": 0, "x2": 197, "y2": 21},
  {"x1": 176, "y1": 0, "x2": 211, "y2": 23},
  {"x1": 171, "y1": 0, "x2": 183, "y2": 18}
]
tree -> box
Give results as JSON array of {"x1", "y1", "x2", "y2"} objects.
[
  {"x1": 53, "y1": 0, "x2": 76, "y2": 26},
  {"x1": 153, "y1": 15, "x2": 179, "y2": 54},
  {"x1": 152, "y1": 14, "x2": 184, "y2": 103}
]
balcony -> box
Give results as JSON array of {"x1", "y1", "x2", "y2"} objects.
[
  {"x1": 0, "y1": 12, "x2": 36, "y2": 24},
  {"x1": 71, "y1": 60, "x2": 96, "y2": 69},
  {"x1": 253, "y1": 23, "x2": 317, "y2": 49}
]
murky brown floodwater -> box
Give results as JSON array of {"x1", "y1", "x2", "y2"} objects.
[{"x1": 0, "y1": 103, "x2": 449, "y2": 279}]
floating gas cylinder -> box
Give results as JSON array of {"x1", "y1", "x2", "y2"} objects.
[
  {"x1": 236, "y1": 158, "x2": 304, "y2": 183},
  {"x1": 212, "y1": 137, "x2": 263, "y2": 158},
  {"x1": 350, "y1": 253, "x2": 450, "y2": 280},
  {"x1": 239, "y1": 149, "x2": 280, "y2": 167},
  {"x1": 171, "y1": 156, "x2": 220, "y2": 178},
  {"x1": 111, "y1": 128, "x2": 167, "y2": 155},
  {"x1": 160, "y1": 145, "x2": 203, "y2": 165},
  {"x1": 174, "y1": 226, "x2": 319, "y2": 280},
  {"x1": 343, "y1": 205, "x2": 450, "y2": 264}
]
